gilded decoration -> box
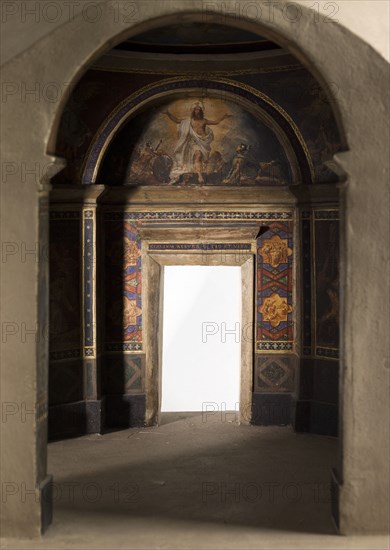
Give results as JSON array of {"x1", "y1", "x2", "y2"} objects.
[
  {"x1": 123, "y1": 297, "x2": 142, "y2": 328},
  {"x1": 258, "y1": 234, "x2": 292, "y2": 268},
  {"x1": 259, "y1": 293, "x2": 293, "y2": 327},
  {"x1": 124, "y1": 236, "x2": 140, "y2": 266}
]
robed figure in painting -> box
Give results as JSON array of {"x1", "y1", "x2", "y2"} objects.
[{"x1": 163, "y1": 101, "x2": 231, "y2": 183}]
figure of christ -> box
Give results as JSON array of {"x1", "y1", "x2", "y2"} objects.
[{"x1": 163, "y1": 101, "x2": 231, "y2": 184}]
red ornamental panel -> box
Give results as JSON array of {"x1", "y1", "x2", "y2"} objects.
[{"x1": 256, "y1": 221, "x2": 293, "y2": 351}]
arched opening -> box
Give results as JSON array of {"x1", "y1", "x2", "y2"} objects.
[
  {"x1": 2, "y1": 3, "x2": 389, "y2": 542},
  {"x1": 47, "y1": 16, "x2": 345, "y2": 537}
]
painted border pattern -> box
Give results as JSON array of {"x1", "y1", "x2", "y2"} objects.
[
  {"x1": 104, "y1": 220, "x2": 143, "y2": 352},
  {"x1": 123, "y1": 222, "x2": 143, "y2": 347},
  {"x1": 105, "y1": 343, "x2": 143, "y2": 352},
  {"x1": 148, "y1": 243, "x2": 252, "y2": 251},
  {"x1": 83, "y1": 210, "x2": 95, "y2": 358},
  {"x1": 104, "y1": 211, "x2": 293, "y2": 221},
  {"x1": 316, "y1": 347, "x2": 339, "y2": 359}
]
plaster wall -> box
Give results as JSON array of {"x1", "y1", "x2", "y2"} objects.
[{"x1": 1, "y1": 0, "x2": 389, "y2": 538}]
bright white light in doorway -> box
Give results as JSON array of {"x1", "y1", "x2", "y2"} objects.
[{"x1": 161, "y1": 265, "x2": 241, "y2": 412}]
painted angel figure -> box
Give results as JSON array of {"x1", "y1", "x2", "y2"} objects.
[{"x1": 163, "y1": 101, "x2": 231, "y2": 184}]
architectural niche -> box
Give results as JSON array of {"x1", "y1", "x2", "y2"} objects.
[
  {"x1": 49, "y1": 31, "x2": 342, "y2": 444},
  {"x1": 2, "y1": 6, "x2": 388, "y2": 538}
]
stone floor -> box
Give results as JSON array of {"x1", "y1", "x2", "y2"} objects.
[{"x1": 2, "y1": 413, "x2": 389, "y2": 549}]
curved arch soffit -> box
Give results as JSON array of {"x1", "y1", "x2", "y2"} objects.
[
  {"x1": 81, "y1": 77, "x2": 315, "y2": 185},
  {"x1": 45, "y1": 7, "x2": 355, "y2": 159}
]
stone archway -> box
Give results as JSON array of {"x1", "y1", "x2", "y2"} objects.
[{"x1": 1, "y1": 1, "x2": 389, "y2": 538}]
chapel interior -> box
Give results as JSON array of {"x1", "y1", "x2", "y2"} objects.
[
  {"x1": 3, "y1": 0, "x2": 390, "y2": 545},
  {"x1": 42, "y1": 20, "x2": 346, "y2": 540}
]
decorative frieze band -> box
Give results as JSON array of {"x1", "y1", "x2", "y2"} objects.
[
  {"x1": 316, "y1": 347, "x2": 339, "y2": 359},
  {"x1": 148, "y1": 243, "x2": 252, "y2": 251},
  {"x1": 104, "y1": 211, "x2": 293, "y2": 221},
  {"x1": 257, "y1": 342, "x2": 293, "y2": 351},
  {"x1": 105, "y1": 343, "x2": 143, "y2": 352}
]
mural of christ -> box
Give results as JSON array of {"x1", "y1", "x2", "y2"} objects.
[{"x1": 163, "y1": 101, "x2": 231, "y2": 183}]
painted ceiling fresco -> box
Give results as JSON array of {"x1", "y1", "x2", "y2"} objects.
[{"x1": 99, "y1": 97, "x2": 291, "y2": 186}]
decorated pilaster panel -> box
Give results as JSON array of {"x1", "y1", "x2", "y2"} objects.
[
  {"x1": 301, "y1": 210, "x2": 313, "y2": 357},
  {"x1": 295, "y1": 207, "x2": 340, "y2": 436},
  {"x1": 313, "y1": 209, "x2": 340, "y2": 359},
  {"x1": 299, "y1": 208, "x2": 340, "y2": 360},
  {"x1": 104, "y1": 219, "x2": 142, "y2": 352},
  {"x1": 103, "y1": 215, "x2": 144, "y2": 399},
  {"x1": 49, "y1": 210, "x2": 82, "y2": 406},
  {"x1": 255, "y1": 217, "x2": 296, "y2": 394},
  {"x1": 256, "y1": 220, "x2": 294, "y2": 350},
  {"x1": 82, "y1": 208, "x2": 97, "y2": 399}
]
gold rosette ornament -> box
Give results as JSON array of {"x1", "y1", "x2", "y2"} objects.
[{"x1": 259, "y1": 293, "x2": 293, "y2": 327}]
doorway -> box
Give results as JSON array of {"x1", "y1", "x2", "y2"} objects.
[
  {"x1": 161, "y1": 266, "x2": 241, "y2": 414},
  {"x1": 143, "y1": 249, "x2": 255, "y2": 427}
]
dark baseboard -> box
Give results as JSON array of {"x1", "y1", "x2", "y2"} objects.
[
  {"x1": 48, "y1": 395, "x2": 145, "y2": 439},
  {"x1": 103, "y1": 394, "x2": 145, "y2": 428},
  {"x1": 311, "y1": 401, "x2": 338, "y2": 436},
  {"x1": 48, "y1": 399, "x2": 102, "y2": 440},
  {"x1": 251, "y1": 393, "x2": 293, "y2": 426},
  {"x1": 294, "y1": 399, "x2": 311, "y2": 432},
  {"x1": 299, "y1": 358, "x2": 339, "y2": 404},
  {"x1": 40, "y1": 474, "x2": 53, "y2": 534},
  {"x1": 295, "y1": 399, "x2": 338, "y2": 437},
  {"x1": 49, "y1": 359, "x2": 84, "y2": 405}
]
